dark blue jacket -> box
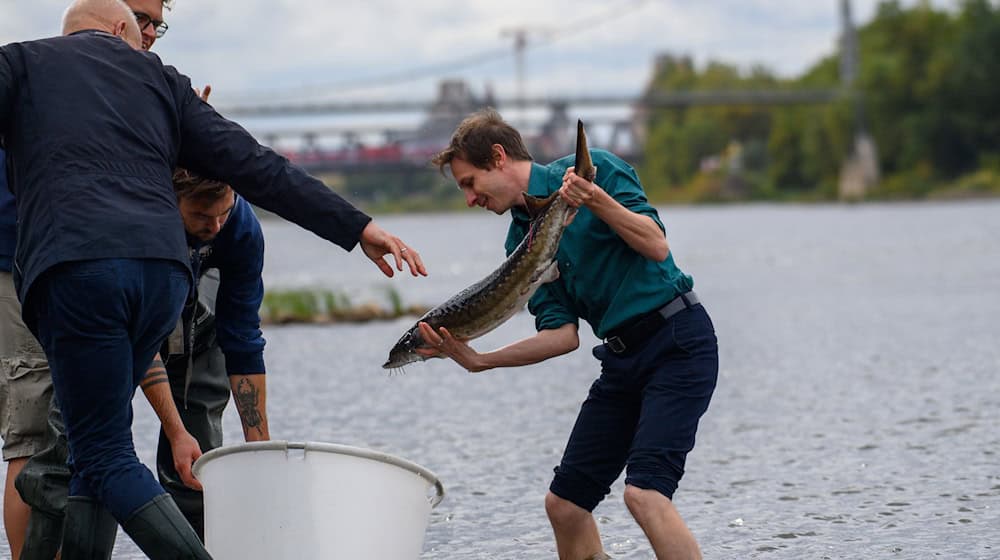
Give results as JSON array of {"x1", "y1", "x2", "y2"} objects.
[
  {"x1": 0, "y1": 31, "x2": 371, "y2": 307},
  {"x1": 190, "y1": 196, "x2": 266, "y2": 375},
  {"x1": 0, "y1": 148, "x2": 12, "y2": 272}
]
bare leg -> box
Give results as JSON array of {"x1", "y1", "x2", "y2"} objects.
[
  {"x1": 624, "y1": 485, "x2": 701, "y2": 560},
  {"x1": 545, "y1": 491, "x2": 605, "y2": 560},
  {"x1": 4, "y1": 457, "x2": 31, "y2": 559}
]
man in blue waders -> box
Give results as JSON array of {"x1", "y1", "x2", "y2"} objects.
[
  {"x1": 145, "y1": 169, "x2": 274, "y2": 541},
  {"x1": 0, "y1": 0, "x2": 428, "y2": 557}
]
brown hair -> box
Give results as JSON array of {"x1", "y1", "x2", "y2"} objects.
[
  {"x1": 172, "y1": 168, "x2": 231, "y2": 203},
  {"x1": 431, "y1": 107, "x2": 532, "y2": 172}
]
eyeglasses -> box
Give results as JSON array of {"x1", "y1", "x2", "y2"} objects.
[{"x1": 133, "y1": 11, "x2": 169, "y2": 39}]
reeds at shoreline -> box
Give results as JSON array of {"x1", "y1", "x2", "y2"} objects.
[{"x1": 260, "y1": 286, "x2": 428, "y2": 325}]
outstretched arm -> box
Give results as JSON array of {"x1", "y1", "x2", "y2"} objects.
[
  {"x1": 139, "y1": 354, "x2": 203, "y2": 491},
  {"x1": 415, "y1": 322, "x2": 579, "y2": 373},
  {"x1": 175, "y1": 79, "x2": 428, "y2": 278},
  {"x1": 230, "y1": 374, "x2": 269, "y2": 442}
]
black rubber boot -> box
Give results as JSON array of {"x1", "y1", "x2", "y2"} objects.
[
  {"x1": 59, "y1": 497, "x2": 118, "y2": 560},
  {"x1": 122, "y1": 494, "x2": 213, "y2": 559},
  {"x1": 19, "y1": 508, "x2": 64, "y2": 560}
]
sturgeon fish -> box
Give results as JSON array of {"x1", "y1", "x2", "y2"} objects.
[{"x1": 382, "y1": 120, "x2": 596, "y2": 370}]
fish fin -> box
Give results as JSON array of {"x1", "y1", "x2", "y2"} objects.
[
  {"x1": 522, "y1": 192, "x2": 558, "y2": 220},
  {"x1": 563, "y1": 207, "x2": 578, "y2": 227},
  {"x1": 575, "y1": 120, "x2": 596, "y2": 182},
  {"x1": 523, "y1": 260, "x2": 560, "y2": 295},
  {"x1": 539, "y1": 260, "x2": 560, "y2": 284}
]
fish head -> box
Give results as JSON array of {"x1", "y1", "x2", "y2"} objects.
[{"x1": 382, "y1": 325, "x2": 428, "y2": 369}]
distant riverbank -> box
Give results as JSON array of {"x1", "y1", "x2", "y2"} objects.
[
  {"x1": 249, "y1": 167, "x2": 1000, "y2": 218},
  {"x1": 260, "y1": 287, "x2": 428, "y2": 324}
]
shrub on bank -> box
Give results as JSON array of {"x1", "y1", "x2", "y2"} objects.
[{"x1": 260, "y1": 287, "x2": 428, "y2": 324}]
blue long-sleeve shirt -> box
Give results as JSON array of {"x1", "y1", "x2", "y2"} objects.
[
  {"x1": 0, "y1": 148, "x2": 13, "y2": 272},
  {"x1": 189, "y1": 195, "x2": 266, "y2": 375},
  {"x1": 0, "y1": 31, "x2": 371, "y2": 311}
]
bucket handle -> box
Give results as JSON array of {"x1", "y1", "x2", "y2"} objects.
[{"x1": 428, "y1": 478, "x2": 445, "y2": 508}]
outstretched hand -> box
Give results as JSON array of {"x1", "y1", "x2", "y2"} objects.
[
  {"x1": 359, "y1": 221, "x2": 428, "y2": 278},
  {"x1": 170, "y1": 430, "x2": 204, "y2": 491}
]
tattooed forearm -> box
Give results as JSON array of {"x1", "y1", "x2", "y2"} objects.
[
  {"x1": 141, "y1": 359, "x2": 168, "y2": 390},
  {"x1": 235, "y1": 377, "x2": 265, "y2": 437}
]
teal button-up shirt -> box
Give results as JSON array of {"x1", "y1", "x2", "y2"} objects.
[{"x1": 504, "y1": 149, "x2": 693, "y2": 339}]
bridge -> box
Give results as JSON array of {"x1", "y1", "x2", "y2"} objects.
[
  {"x1": 223, "y1": 85, "x2": 843, "y2": 174},
  {"x1": 220, "y1": 90, "x2": 840, "y2": 119}
]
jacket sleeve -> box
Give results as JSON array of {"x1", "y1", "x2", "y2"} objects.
[
  {"x1": 214, "y1": 201, "x2": 266, "y2": 375},
  {"x1": 172, "y1": 72, "x2": 371, "y2": 252}
]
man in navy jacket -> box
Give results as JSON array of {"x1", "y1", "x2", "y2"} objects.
[
  {"x1": 0, "y1": 1, "x2": 426, "y2": 557},
  {"x1": 4, "y1": 2, "x2": 197, "y2": 557}
]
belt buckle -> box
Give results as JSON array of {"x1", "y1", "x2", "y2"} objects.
[{"x1": 605, "y1": 336, "x2": 626, "y2": 354}]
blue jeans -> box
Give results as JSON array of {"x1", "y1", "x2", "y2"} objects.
[
  {"x1": 27, "y1": 258, "x2": 189, "y2": 520},
  {"x1": 550, "y1": 304, "x2": 718, "y2": 512}
]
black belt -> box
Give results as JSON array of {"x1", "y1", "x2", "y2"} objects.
[{"x1": 604, "y1": 292, "x2": 700, "y2": 355}]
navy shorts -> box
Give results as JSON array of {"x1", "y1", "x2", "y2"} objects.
[{"x1": 549, "y1": 304, "x2": 718, "y2": 512}]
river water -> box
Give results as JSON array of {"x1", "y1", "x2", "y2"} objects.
[{"x1": 2, "y1": 200, "x2": 998, "y2": 559}]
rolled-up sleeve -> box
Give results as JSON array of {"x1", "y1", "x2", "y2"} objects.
[{"x1": 528, "y1": 282, "x2": 578, "y2": 333}]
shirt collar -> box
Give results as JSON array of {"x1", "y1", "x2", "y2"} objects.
[{"x1": 68, "y1": 30, "x2": 114, "y2": 38}]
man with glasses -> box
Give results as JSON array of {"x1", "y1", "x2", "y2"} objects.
[{"x1": 128, "y1": 0, "x2": 171, "y2": 50}]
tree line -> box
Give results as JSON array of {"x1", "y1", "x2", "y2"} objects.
[{"x1": 639, "y1": 0, "x2": 1000, "y2": 202}]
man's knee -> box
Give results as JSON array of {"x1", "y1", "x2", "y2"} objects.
[
  {"x1": 623, "y1": 484, "x2": 661, "y2": 514},
  {"x1": 545, "y1": 491, "x2": 589, "y2": 527}
]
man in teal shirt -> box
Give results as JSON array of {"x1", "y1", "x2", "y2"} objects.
[{"x1": 421, "y1": 109, "x2": 718, "y2": 559}]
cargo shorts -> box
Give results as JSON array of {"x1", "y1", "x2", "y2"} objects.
[{"x1": 0, "y1": 271, "x2": 52, "y2": 461}]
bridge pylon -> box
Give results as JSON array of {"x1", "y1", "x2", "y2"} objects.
[{"x1": 837, "y1": 0, "x2": 880, "y2": 201}]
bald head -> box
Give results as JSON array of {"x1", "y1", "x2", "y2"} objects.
[{"x1": 62, "y1": 0, "x2": 142, "y2": 50}]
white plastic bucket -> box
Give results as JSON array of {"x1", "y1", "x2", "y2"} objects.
[{"x1": 192, "y1": 441, "x2": 445, "y2": 560}]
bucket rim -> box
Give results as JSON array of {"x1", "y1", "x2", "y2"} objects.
[{"x1": 192, "y1": 440, "x2": 445, "y2": 507}]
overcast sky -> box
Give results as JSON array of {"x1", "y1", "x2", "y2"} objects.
[{"x1": 1, "y1": 1, "x2": 955, "y2": 104}]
